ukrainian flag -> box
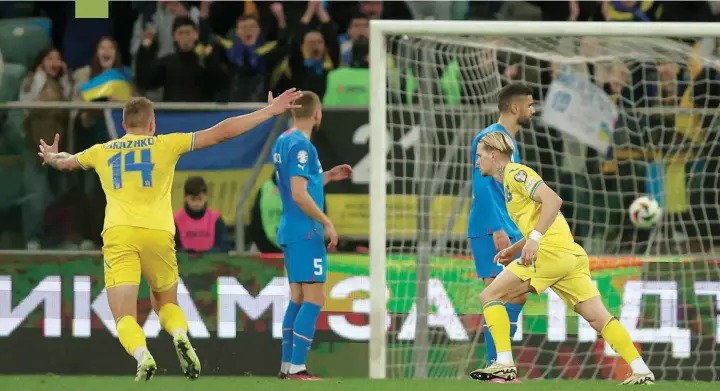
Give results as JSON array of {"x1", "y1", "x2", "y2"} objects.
[{"x1": 80, "y1": 67, "x2": 133, "y2": 102}]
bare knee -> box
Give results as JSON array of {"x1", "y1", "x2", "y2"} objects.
[
  {"x1": 289, "y1": 283, "x2": 303, "y2": 304},
  {"x1": 574, "y1": 296, "x2": 612, "y2": 332},
  {"x1": 107, "y1": 285, "x2": 140, "y2": 320},
  {"x1": 150, "y1": 283, "x2": 178, "y2": 313},
  {"x1": 301, "y1": 283, "x2": 326, "y2": 306}
]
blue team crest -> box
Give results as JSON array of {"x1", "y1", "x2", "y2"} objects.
[{"x1": 297, "y1": 150, "x2": 309, "y2": 164}]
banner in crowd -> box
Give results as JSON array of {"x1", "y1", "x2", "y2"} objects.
[
  {"x1": 108, "y1": 110, "x2": 286, "y2": 225},
  {"x1": 541, "y1": 65, "x2": 619, "y2": 154},
  {"x1": 1, "y1": 253, "x2": 718, "y2": 378}
]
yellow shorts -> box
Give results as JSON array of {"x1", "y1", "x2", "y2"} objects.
[
  {"x1": 102, "y1": 226, "x2": 178, "y2": 292},
  {"x1": 506, "y1": 247, "x2": 600, "y2": 307}
]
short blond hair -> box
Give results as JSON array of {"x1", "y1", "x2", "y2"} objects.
[
  {"x1": 480, "y1": 132, "x2": 515, "y2": 157},
  {"x1": 291, "y1": 91, "x2": 321, "y2": 119},
  {"x1": 123, "y1": 97, "x2": 154, "y2": 128}
]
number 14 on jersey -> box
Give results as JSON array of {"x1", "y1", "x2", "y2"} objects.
[{"x1": 108, "y1": 149, "x2": 155, "y2": 190}]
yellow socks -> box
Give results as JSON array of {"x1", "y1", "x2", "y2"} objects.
[
  {"x1": 116, "y1": 316, "x2": 147, "y2": 359},
  {"x1": 601, "y1": 317, "x2": 641, "y2": 364},
  {"x1": 158, "y1": 303, "x2": 188, "y2": 336},
  {"x1": 482, "y1": 299, "x2": 512, "y2": 359}
]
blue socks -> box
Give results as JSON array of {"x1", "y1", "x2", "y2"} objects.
[
  {"x1": 483, "y1": 302, "x2": 523, "y2": 367},
  {"x1": 281, "y1": 300, "x2": 301, "y2": 368},
  {"x1": 505, "y1": 302, "x2": 523, "y2": 340},
  {"x1": 291, "y1": 302, "x2": 322, "y2": 369}
]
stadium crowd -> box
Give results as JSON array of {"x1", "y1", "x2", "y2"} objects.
[{"x1": 0, "y1": 0, "x2": 718, "y2": 251}]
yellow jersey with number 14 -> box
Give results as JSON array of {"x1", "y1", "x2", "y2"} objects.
[
  {"x1": 76, "y1": 132, "x2": 195, "y2": 235},
  {"x1": 503, "y1": 163, "x2": 585, "y2": 256}
]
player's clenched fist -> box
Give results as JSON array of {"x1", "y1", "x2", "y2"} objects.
[{"x1": 327, "y1": 164, "x2": 352, "y2": 181}]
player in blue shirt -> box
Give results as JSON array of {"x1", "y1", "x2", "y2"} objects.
[
  {"x1": 272, "y1": 91, "x2": 352, "y2": 380},
  {"x1": 468, "y1": 83, "x2": 536, "y2": 381}
]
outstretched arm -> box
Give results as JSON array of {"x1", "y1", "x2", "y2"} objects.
[
  {"x1": 43, "y1": 152, "x2": 82, "y2": 171},
  {"x1": 37, "y1": 134, "x2": 83, "y2": 171},
  {"x1": 192, "y1": 89, "x2": 303, "y2": 151}
]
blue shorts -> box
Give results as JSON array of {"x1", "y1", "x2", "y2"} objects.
[
  {"x1": 282, "y1": 239, "x2": 328, "y2": 283},
  {"x1": 470, "y1": 234, "x2": 523, "y2": 279}
]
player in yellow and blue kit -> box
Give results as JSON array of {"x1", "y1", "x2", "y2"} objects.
[
  {"x1": 37, "y1": 89, "x2": 303, "y2": 382},
  {"x1": 470, "y1": 132, "x2": 655, "y2": 385},
  {"x1": 468, "y1": 83, "x2": 535, "y2": 380},
  {"x1": 272, "y1": 91, "x2": 352, "y2": 380}
]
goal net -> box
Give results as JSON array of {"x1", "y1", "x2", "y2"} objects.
[{"x1": 369, "y1": 21, "x2": 720, "y2": 381}]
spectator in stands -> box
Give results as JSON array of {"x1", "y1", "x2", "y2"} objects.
[
  {"x1": 360, "y1": 1, "x2": 384, "y2": 19},
  {"x1": 175, "y1": 176, "x2": 231, "y2": 254},
  {"x1": 248, "y1": 175, "x2": 282, "y2": 254},
  {"x1": 131, "y1": 1, "x2": 211, "y2": 61},
  {"x1": 135, "y1": 16, "x2": 227, "y2": 102},
  {"x1": 654, "y1": 55, "x2": 720, "y2": 146},
  {"x1": 72, "y1": 37, "x2": 134, "y2": 150},
  {"x1": 324, "y1": 37, "x2": 370, "y2": 105},
  {"x1": 19, "y1": 47, "x2": 71, "y2": 250},
  {"x1": 405, "y1": 1, "x2": 469, "y2": 20},
  {"x1": 338, "y1": 11, "x2": 368, "y2": 67},
  {"x1": 275, "y1": 1, "x2": 339, "y2": 99},
  {"x1": 219, "y1": 5, "x2": 289, "y2": 102}
]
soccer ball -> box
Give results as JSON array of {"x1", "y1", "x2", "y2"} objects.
[{"x1": 629, "y1": 196, "x2": 662, "y2": 228}]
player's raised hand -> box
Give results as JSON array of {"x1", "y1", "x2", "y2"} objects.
[
  {"x1": 37, "y1": 133, "x2": 60, "y2": 164},
  {"x1": 324, "y1": 221, "x2": 338, "y2": 250},
  {"x1": 267, "y1": 89, "x2": 303, "y2": 116},
  {"x1": 520, "y1": 238, "x2": 539, "y2": 267},
  {"x1": 328, "y1": 164, "x2": 353, "y2": 182}
]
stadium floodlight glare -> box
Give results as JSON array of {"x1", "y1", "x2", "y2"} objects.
[{"x1": 369, "y1": 20, "x2": 720, "y2": 380}]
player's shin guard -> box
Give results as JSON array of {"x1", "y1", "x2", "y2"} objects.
[
  {"x1": 601, "y1": 317, "x2": 648, "y2": 372},
  {"x1": 159, "y1": 303, "x2": 188, "y2": 336},
  {"x1": 117, "y1": 316, "x2": 148, "y2": 359},
  {"x1": 282, "y1": 301, "x2": 301, "y2": 372},
  {"x1": 482, "y1": 300, "x2": 513, "y2": 364},
  {"x1": 290, "y1": 302, "x2": 322, "y2": 372}
]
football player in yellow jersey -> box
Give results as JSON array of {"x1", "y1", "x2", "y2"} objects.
[
  {"x1": 470, "y1": 132, "x2": 655, "y2": 385},
  {"x1": 36, "y1": 89, "x2": 303, "y2": 382}
]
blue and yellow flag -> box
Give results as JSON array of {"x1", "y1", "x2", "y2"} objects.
[{"x1": 80, "y1": 67, "x2": 133, "y2": 102}]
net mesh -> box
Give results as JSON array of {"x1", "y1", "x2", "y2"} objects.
[{"x1": 380, "y1": 33, "x2": 720, "y2": 380}]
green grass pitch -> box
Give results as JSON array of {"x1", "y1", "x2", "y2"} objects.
[{"x1": 0, "y1": 376, "x2": 712, "y2": 391}]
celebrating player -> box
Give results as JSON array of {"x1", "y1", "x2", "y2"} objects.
[
  {"x1": 468, "y1": 83, "x2": 534, "y2": 382},
  {"x1": 471, "y1": 132, "x2": 655, "y2": 385},
  {"x1": 272, "y1": 91, "x2": 352, "y2": 380},
  {"x1": 36, "y1": 88, "x2": 303, "y2": 382}
]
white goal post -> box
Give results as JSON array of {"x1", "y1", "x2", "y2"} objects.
[{"x1": 369, "y1": 21, "x2": 720, "y2": 380}]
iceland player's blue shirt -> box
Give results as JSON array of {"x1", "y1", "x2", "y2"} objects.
[
  {"x1": 467, "y1": 123, "x2": 522, "y2": 239},
  {"x1": 272, "y1": 129, "x2": 325, "y2": 245}
]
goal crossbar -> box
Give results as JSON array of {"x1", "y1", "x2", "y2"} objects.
[{"x1": 368, "y1": 20, "x2": 720, "y2": 380}]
